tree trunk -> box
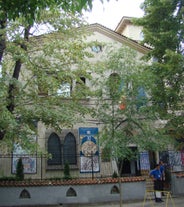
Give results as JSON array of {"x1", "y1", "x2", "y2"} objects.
[
  {"x1": 0, "y1": 26, "x2": 31, "y2": 140},
  {"x1": 7, "y1": 26, "x2": 31, "y2": 111},
  {"x1": 118, "y1": 160, "x2": 124, "y2": 207},
  {"x1": 0, "y1": 17, "x2": 7, "y2": 140},
  {"x1": 0, "y1": 18, "x2": 6, "y2": 63}
]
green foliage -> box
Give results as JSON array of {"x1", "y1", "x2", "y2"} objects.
[
  {"x1": 101, "y1": 146, "x2": 111, "y2": 162},
  {"x1": 63, "y1": 162, "x2": 72, "y2": 180},
  {"x1": 94, "y1": 45, "x2": 173, "y2": 167},
  {"x1": 134, "y1": 0, "x2": 184, "y2": 146},
  {"x1": 112, "y1": 171, "x2": 118, "y2": 178},
  {"x1": 16, "y1": 158, "x2": 24, "y2": 181},
  {"x1": 136, "y1": 0, "x2": 182, "y2": 56},
  {"x1": 0, "y1": 0, "x2": 110, "y2": 151},
  {"x1": 0, "y1": 8, "x2": 96, "y2": 151},
  {"x1": 0, "y1": 0, "x2": 101, "y2": 25}
]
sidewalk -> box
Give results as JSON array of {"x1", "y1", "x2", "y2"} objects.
[
  {"x1": 101, "y1": 197, "x2": 184, "y2": 207},
  {"x1": 84, "y1": 196, "x2": 184, "y2": 207},
  {"x1": 61, "y1": 196, "x2": 184, "y2": 207},
  {"x1": 113, "y1": 196, "x2": 182, "y2": 207}
]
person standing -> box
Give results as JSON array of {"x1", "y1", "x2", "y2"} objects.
[
  {"x1": 159, "y1": 160, "x2": 165, "y2": 195},
  {"x1": 150, "y1": 164, "x2": 164, "y2": 203}
]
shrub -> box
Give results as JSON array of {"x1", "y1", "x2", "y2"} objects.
[
  {"x1": 112, "y1": 171, "x2": 118, "y2": 178},
  {"x1": 16, "y1": 158, "x2": 24, "y2": 181},
  {"x1": 63, "y1": 162, "x2": 72, "y2": 180}
]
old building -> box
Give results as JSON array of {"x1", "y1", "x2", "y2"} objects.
[{"x1": 1, "y1": 17, "x2": 183, "y2": 181}]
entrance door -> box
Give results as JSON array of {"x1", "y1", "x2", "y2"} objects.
[{"x1": 118, "y1": 147, "x2": 140, "y2": 176}]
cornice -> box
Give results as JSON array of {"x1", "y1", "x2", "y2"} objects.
[{"x1": 86, "y1": 23, "x2": 150, "y2": 54}]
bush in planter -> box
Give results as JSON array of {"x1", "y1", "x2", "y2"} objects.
[
  {"x1": 63, "y1": 162, "x2": 72, "y2": 180},
  {"x1": 16, "y1": 158, "x2": 24, "y2": 181},
  {"x1": 112, "y1": 171, "x2": 118, "y2": 178}
]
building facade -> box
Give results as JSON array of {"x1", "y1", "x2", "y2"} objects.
[{"x1": 0, "y1": 17, "x2": 183, "y2": 180}]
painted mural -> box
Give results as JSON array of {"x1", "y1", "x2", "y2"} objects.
[{"x1": 79, "y1": 127, "x2": 99, "y2": 173}]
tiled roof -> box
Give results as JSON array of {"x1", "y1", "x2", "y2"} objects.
[
  {"x1": 176, "y1": 173, "x2": 184, "y2": 178},
  {"x1": 0, "y1": 177, "x2": 145, "y2": 187}
]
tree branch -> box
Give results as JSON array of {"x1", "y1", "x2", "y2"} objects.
[{"x1": 0, "y1": 18, "x2": 7, "y2": 63}]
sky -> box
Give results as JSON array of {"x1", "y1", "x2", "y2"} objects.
[{"x1": 83, "y1": 0, "x2": 144, "y2": 30}]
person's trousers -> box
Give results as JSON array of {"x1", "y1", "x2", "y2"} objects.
[{"x1": 154, "y1": 180, "x2": 162, "y2": 202}]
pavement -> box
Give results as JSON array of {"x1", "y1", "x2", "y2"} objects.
[
  {"x1": 61, "y1": 195, "x2": 184, "y2": 207},
  {"x1": 93, "y1": 196, "x2": 184, "y2": 206}
]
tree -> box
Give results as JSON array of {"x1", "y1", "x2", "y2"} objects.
[
  {"x1": 0, "y1": 0, "x2": 102, "y2": 63},
  {"x1": 93, "y1": 44, "x2": 173, "y2": 206},
  {"x1": 0, "y1": 1, "x2": 103, "y2": 151},
  {"x1": 134, "y1": 0, "x2": 184, "y2": 148},
  {"x1": 95, "y1": 45, "x2": 172, "y2": 161},
  {"x1": 0, "y1": 0, "x2": 111, "y2": 151},
  {"x1": 16, "y1": 158, "x2": 24, "y2": 181},
  {"x1": 0, "y1": 0, "x2": 110, "y2": 61}
]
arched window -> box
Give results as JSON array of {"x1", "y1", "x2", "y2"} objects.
[
  {"x1": 91, "y1": 45, "x2": 102, "y2": 53},
  {"x1": 111, "y1": 185, "x2": 120, "y2": 194},
  {"x1": 63, "y1": 132, "x2": 77, "y2": 165},
  {"x1": 108, "y1": 73, "x2": 121, "y2": 98},
  {"x1": 75, "y1": 76, "x2": 88, "y2": 98},
  {"x1": 47, "y1": 133, "x2": 61, "y2": 165},
  {"x1": 66, "y1": 187, "x2": 77, "y2": 197},
  {"x1": 136, "y1": 86, "x2": 146, "y2": 109},
  {"x1": 19, "y1": 189, "x2": 31, "y2": 199}
]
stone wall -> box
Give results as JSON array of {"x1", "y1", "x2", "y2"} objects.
[
  {"x1": 0, "y1": 178, "x2": 145, "y2": 206},
  {"x1": 171, "y1": 172, "x2": 184, "y2": 195}
]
